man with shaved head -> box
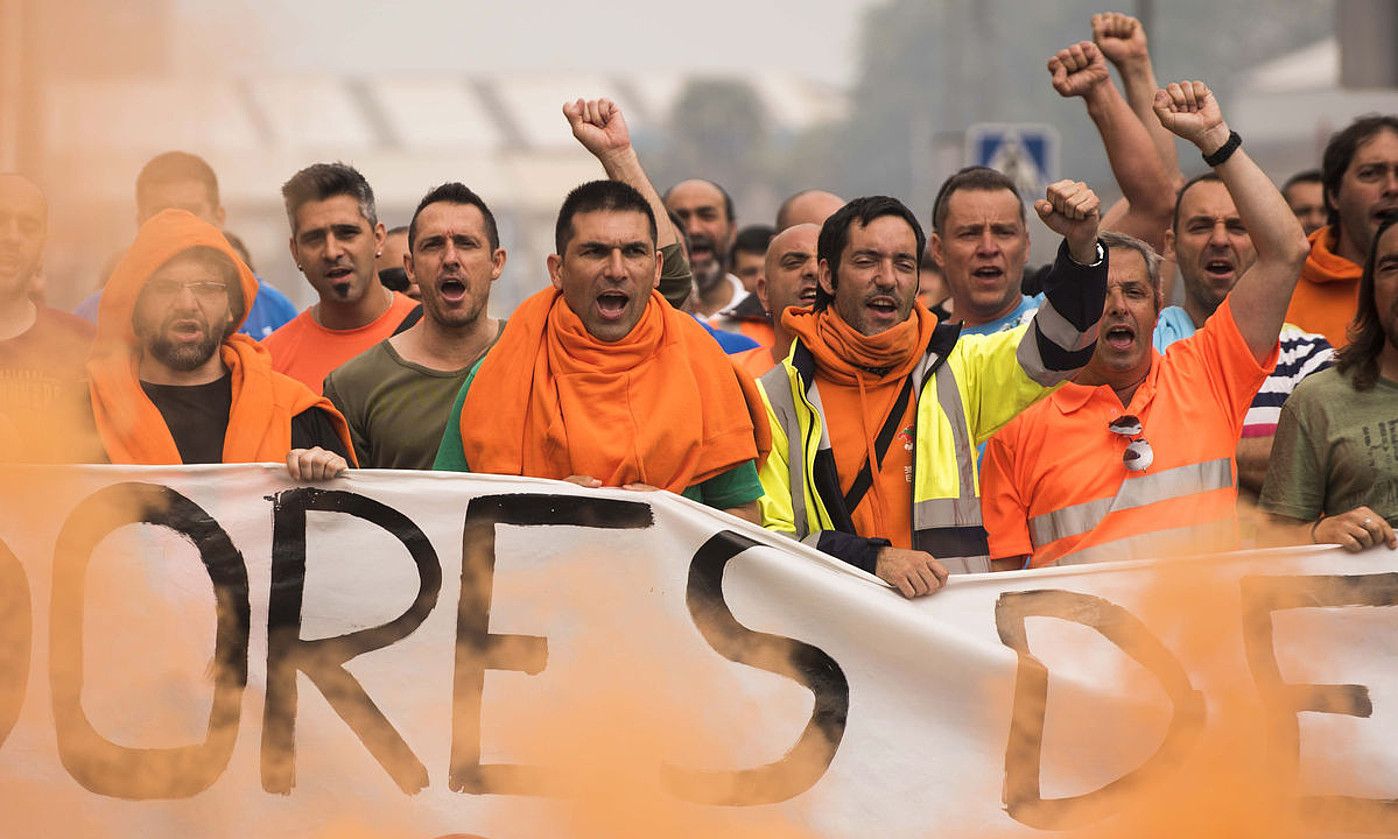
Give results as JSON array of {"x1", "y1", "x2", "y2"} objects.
[
  {"x1": 0, "y1": 174, "x2": 98, "y2": 462},
  {"x1": 776, "y1": 189, "x2": 845, "y2": 231},
  {"x1": 733, "y1": 222, "x2": 820, "y2": 376}
]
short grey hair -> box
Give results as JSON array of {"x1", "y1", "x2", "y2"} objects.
[{"x1": 1098, "y1": 230, "x2": 1162, "y2": 297}]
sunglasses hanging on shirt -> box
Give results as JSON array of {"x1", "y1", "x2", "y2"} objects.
[{"x1": 1109, "y1": 414, "x2": 1154, "y2": 472}]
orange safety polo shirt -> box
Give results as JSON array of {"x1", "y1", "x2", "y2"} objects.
[{"x1": 981, "y1": 298, "x2": 1276, "y2": 567}]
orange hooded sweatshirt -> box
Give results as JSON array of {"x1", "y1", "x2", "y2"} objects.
[
  {"x1": 460, "y1": 287, "x2": 769, "y2": 493},
  {"x1": 1285, "y1": 225, "x2": 1362, "y2": 347},
  {"x1": 87, "y1": 209, "x2": 355, "y2": 465}
]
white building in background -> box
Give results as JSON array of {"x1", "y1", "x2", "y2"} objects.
[
  {"x1": 37, "y1": 72, "x2": 845, "y2": 313},
  {"x1": 1231, "y1": 37, "x2": 1398, "y2": 180}
]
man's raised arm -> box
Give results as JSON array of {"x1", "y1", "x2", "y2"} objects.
[
  {"x1": 1049, "y1": 39, "x2": 1174, "y2": 252},
  {"x1": 564, "y1": 98, "x2": 678, "y2": 250},
  {"x1": 1153, "y1": 81, "x2": 1310, "y2": 362},
  {"x1": 1093, "y1": 12, "x2": 1179, "y2": 179}
]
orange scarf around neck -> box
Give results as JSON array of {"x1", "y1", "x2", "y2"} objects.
[
  {"x1": 782, "y1": 303, "x2": 937, "y2": 385},
  {"x1": 461, "y1": 288, "x2": 770, "y2": 493}
]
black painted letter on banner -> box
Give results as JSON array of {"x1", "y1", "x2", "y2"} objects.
[
  {"x1": 1241, "y1": 572, "x2": 1398, "y2": 833},
  {"x1": 262, "y1": 488, "x2": 441, "y2": 795},
  {"x1": 0, "y1": 535, "x2": 30, "y2": 752},
  {"x1": 450, "y1": 494, "x2": 653, "y2": 796},
  {"x1": 50, "y1": 482, "x2": 250, "y2": 799},
  {"x1": 666, "y1": 530, "x2": 849, "y2": 806},
  {"x1": 996, "y1": 589, "x2": 1203, "y2": 829}
]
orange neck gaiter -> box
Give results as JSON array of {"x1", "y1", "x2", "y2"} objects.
[
  {"x1": 784, "y1": 304, "x2": 937, "y2": 544},
  {"x1": 461, "y1": 288, "x2": 770, "y2": 493}
]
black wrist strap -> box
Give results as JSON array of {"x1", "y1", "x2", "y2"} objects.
[{"x1": 1203, "y1": 130, "x2": 1242, "y2": 167}]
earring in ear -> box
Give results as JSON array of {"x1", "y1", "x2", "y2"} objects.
[{"x1": 296, "y1": 264, "x2": 303, "y2": 270}]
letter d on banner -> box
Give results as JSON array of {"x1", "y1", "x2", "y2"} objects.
[{"x1": 996, "y1": 589, "x2": 1204, "y2": 829}]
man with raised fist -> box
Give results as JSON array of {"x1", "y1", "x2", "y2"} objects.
[
  {"x1": 757, "y1": 181, "x2": 1108, "y2": 596},
  {"x1": 1047, "y1": 37, "x2": 1175, "y2": 253},
  {"x1": 982, "y1": 81, "x2": 1309, "y2": 569}
]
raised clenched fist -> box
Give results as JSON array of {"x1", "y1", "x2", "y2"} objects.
[
  {"x1": 1092, "y1": 11, "x2": 1148, "y2": 67},
  {"x1": 563, "y1": 97, "x2": 632, "y2": 161},
  {"x1": 1034, "y1": 180, "x2": 1101, "y2": 261},
  {"x1": 1048, "y1": 41, "x2": 1110, "y2": 98},
  {"x1": 1152, "y1": 81, "x2": 1230, "y2": 155}
]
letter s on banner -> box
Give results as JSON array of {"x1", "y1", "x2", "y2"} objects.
[{"x1": 665, "y1": 530, "x2": 849, "y2": 806}]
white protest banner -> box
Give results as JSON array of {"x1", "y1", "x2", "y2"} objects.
[{"x1": 0, "y1": 464, "x2": 1395, "y2": 837}]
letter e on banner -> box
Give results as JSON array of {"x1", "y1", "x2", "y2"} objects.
[
  {"x1": 450, "y1": 494, "x2": 653, "y2": 796},
  {"x1": 1242, "y1": 572, "x2": 1398, "y2": 833}
]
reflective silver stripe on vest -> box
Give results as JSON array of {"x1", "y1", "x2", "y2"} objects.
[
  {"x1": 760, "y1": 365, "x2": 810, "y2": 538},
  {"x1": 939, "y1": 555, "x2": 991, "y2": 574},
  {"x1": 1016, "y1": 297, "x2": 1099, "y2": 386},
  {"x1": 1055, "y1": 518, "x2": 1236, "y2": 566},
  {"x1": 1029, "y1": 457, "x2": 1235, "y2": 548},
  {"x1": 914, "y1": 367, "x2": 989, "y2": 574},
  {"x1": 912, "y1": 369, "x2": 981, "y2": 529}
]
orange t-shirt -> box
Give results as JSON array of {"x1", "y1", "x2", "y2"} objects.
[
  {"x1": 736, "y1": 319, "x2": 775, "y2": 350},
  {"x1": 1285, "y1": 226, "x2": 1361, "y2": 348},
  {"x1": 817, "y1": 374, "x2": 918, "y2": 550},
  {"x1": 981, "y1": 298, "x2": 1275, "y2": 567},
  {"x1": 262, "y1": 293, "x2": 417, "y2": 392}
]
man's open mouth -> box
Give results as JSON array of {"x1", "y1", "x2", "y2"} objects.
[
  {"x1": 596, "y1": 290, "x2": 630, "y2": 319},
  {"x1": 866, "y1": 295, "x2": 899, "y2": 316},
  {"x1": 797, "y1": 285, "x2": 818, "y2": 305},
  {"x1": 1104, "y1": 323, "x2": 1136, "y2": 350},
  {"x1": 1203, "y1": 258, "x2": 1234, "y2": 279},
  {"x1": 971, "y1": 266, "x2": 1004, "y2": 282},
  {"x1": 439, "y1": 276, "x2": 467, "y2": 302}
]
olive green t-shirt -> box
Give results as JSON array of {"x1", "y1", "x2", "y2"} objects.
[
  {"x1": 1260, "y1": 366, "x2": 1398, "y2": 524},
  {"x1": 324, "y1": 327, "x2": 500, "y2": 469},
  {"x1": 432, "y1": 359, "x2": 762, "y2": 510}
]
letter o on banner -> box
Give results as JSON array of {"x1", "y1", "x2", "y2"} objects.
[
  {"x1": 49, "y1": 482, "x2": 251, "y2": 799},
  {"x1": 0, "y1": 536, "x2": 32, "y2": 750}
]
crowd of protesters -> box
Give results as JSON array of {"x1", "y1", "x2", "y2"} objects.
[{"x1": 1, "y1": 12, "x2": 1395, "y2": 597}]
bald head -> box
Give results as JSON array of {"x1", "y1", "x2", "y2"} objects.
[
  {"x1": 760, "y1": 223, "x2": 820, "y2": 318},
  {"x1": 776, "y1": 190, "x2": 844, "y2": 231},
  {"x1": 0, "y1": 174, "x2": 49, "y2": 300},
  {"x1": 664, "y1": 178, "x2": 736, "y2": 286}
]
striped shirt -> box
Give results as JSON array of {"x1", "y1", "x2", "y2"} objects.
[{"x1": 1154, "y1": 307, "x2": 1333, "y2": 438}]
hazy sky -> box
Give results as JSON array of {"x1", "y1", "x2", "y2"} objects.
[{"x1": 174, "y1": 0, "x2": 879, "y2": 85}]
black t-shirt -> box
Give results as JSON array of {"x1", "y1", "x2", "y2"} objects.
[{"x1": 140, "y1": 375, "x2": 349, "y2": 464}]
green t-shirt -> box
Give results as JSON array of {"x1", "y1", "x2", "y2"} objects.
[
  {"x1": 1259, "y1": 366, "x2": 1398, "y2": 524},
  {"x1": 432, "y1": 358, "x2": 762, "y2": 510},
  {"x1": 324, "y1": 329, "x2": 498, "y2": 469}
]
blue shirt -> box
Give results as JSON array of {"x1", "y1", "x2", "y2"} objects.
[
  {"x1": 960, "y1": 293, "x2": 1043, "y2": 336},
  {"x1": 74, "y1": 276, "x2": 300, "y2": 340},
  {"x1": 695, "y1": 316, "x2": 760, "y2": 353},
  {"x1": 1152, "y1": 305, "x2": 1198, "y2": 353}
]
